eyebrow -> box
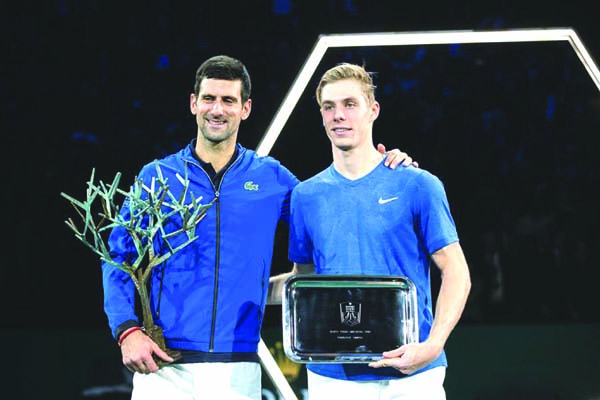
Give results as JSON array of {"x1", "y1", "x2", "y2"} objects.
[
  {"x1": 322, "y1": 96, "x2": 359, "y2": 104},
  {"x1": 202, "y1": 94, "x2": 239, "y2": 102}
]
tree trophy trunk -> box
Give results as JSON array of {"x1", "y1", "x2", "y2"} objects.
[{"x1": 137, "y1": 269, "x2": 182, "y2": 366}]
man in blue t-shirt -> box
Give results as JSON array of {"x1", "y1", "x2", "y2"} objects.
[{"x1": 269, "y1": 62, "x2": 471, "y2": 399}]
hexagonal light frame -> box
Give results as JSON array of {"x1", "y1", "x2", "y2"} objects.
[
  {"x1": 257, "y1": 28, "x2": 600, "y2": 399},
  {"x1": 255, "y1": 27, "x2": 600, "y2": 156}
]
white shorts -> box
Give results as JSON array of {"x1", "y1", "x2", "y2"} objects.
[
  {"x1": 131, "y1": 362, "x2": 262, "y2": 400},
  {"x1": 307, "y1": 366, "x2": 446, "y2": 400}
]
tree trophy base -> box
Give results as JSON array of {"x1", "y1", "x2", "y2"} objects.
[{"x1": 143, "y1": 325, "x2": 182, "y2": 367}]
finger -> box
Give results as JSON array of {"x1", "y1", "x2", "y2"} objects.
[
  {"x1": 153, "y1": 346, "x2": 174, "y2": 363},
  {"x1": 382, "y1": 344, "x2": 407, "y2": 358},
  {"x1": 368, "y1": 359, "x2": 389, "y2": 368},
  {"x1": 388, "y1": 152, "x2": 408, "y2": 169},
  {"x1": 378, "y1": 144, "x2": 392, "y2": 166},
  {"x1": 399, "y1": 366, "x2": 414, "y2": 375},
  {"x1": 401, "y1": 156, "x2": 413, "y2": 166}
]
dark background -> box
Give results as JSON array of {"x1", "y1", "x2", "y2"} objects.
[{"x1": 2, "y1": 0, "x2": 600, "y2": 334}]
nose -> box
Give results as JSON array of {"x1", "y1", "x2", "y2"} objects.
[
  {"x1": 333, "y1": 107, "x2": 345, "y2": 121},
  {"x1": 211, "y1": 101, "x2": 224, "y2": 114}
]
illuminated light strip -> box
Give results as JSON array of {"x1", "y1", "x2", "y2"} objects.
[
  {"x1": 255, "y1": 28, "x2": 600, "y2": 156},
  {"x1": 567, "y1": 32, "x2": 600, "y2": 90},
  {"x1": 258, "y1": 338, "x2": 298, "y2": 400},
  {"x1": 255, "y1": 39, "x2": 329, "y2": 156}
]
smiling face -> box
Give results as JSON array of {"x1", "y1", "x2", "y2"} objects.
[
  {"x1": 190, "y1": 78, "x2": 252, "y2": 147},
  {"x1": 319, "y1": 78, "x2": 379, "y2": 152}
]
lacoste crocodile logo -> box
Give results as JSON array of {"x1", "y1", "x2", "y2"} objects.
[
  {"x1": 378, "y1": 196, "x2": 399, "y2": 204},
  {"x1": 244, "y1": 181, "x2": 259, "y2": 191}
]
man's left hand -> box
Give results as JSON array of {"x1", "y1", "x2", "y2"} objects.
[{"x1": 377, "y1": 143, "x2": 419, "y2": 169}]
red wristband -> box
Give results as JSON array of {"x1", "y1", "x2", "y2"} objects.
[{"x1": 118, "y1": 326, "x2": 142, "y2": 346}]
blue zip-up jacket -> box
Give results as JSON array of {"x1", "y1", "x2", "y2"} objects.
[{"x1": 102, "y1": 141, "x2": 300, "y2": 357}]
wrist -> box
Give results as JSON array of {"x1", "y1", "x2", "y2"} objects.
[{"x1": 117, "y1": 326, "x2": 142, "y2": 346}]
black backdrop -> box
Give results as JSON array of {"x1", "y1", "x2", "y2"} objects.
[{"x1": 3, "y1": 0, "x2": 600, "y2": 331}]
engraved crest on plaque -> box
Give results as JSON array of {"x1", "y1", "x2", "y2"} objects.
[{"x1": 340, "y1": 302, "x2": 361, "y2": 326}]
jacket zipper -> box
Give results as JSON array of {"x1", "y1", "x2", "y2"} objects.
[
  {"x1": 151, "y1": 152, "x2": 241, "y2": 352},
  {"x1": 209, "y1": 189, "x2": 220, "y2": 351},
  {"x1": 207, "y1": 154, "x2": 241, "y2": 352},
  {"x1": 180, "y1": 158, "x2": 223, "y2": 352}
]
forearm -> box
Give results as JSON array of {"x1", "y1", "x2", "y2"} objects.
[
  {"x1": 268, "y1": 271, "x2": 295, "y2": 305},
  {"x1": 267, "y1": 263, "x2": 314, "y2": 305},
  {"x1": 427, "y1": 243, "x2": 472, "y2": 349},
  {"x1": 102, "y1": 265, "x2": 139, "y2": 338}
]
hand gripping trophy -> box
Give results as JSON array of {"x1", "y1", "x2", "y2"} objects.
[{"x1": 61, "y1": 162, "x2": 215, "y2": 365}]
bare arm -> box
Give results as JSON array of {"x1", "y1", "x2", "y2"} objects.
[
  {"x1": 369, "y1": 241, "x2": 471, "y2": 374},
  {"x1": 267, "y1": 263, "x2": 315, "y2": 305},
  {"x1": 426, "y1": 241, "x2": 472, "y2": 350}
]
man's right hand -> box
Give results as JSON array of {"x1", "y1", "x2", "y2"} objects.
[{"x1": 120, "y1": 330, "x2": 174, "y2": 374}]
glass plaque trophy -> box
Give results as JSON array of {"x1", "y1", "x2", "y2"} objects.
[{"x1": 282, "y1": 274, "x2": 418, "y2": 363}]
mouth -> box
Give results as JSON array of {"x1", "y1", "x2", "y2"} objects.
[
  {"x1": 332, "y1": 127, "x2": 351, "y2": 135},
  {"x1": 207, "y1": 119, "x2": 226, "y2": 128}
]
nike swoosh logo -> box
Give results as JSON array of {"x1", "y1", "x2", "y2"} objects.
[{"x1": 378, "y1": 196, "x2": 399, "y2": 204}]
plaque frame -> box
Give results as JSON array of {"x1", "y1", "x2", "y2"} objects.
[{"x1": 282, "y1": 274, "x2": 418, "y2": 363}]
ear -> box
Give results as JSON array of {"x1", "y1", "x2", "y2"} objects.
[
  {"x1": 190, "y1": 93, "x2": 198, "y2": 114},
  {"x1": 241, "y1": 99, "x2": 252, "y2": 120},
  {"x1": 370, "y1": 100, "x2": 380, "y2": 122}
]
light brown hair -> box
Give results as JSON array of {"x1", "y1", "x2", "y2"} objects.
[{"x1": 315, "y1": 63, "x2": 377, "y2": 106}]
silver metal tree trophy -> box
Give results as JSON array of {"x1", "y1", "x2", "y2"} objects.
[{"x1": 61, "y1": 162, "x2": 215, "y2": 365}]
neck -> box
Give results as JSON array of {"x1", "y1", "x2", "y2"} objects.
[
  {"x1": 332, "y1": 144, "x2": 383, "y2": 180},
  {"x1": 195, "y1": 138, "x2": 237, "y2": 172}
]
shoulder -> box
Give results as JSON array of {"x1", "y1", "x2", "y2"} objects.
[
  {"x1": 240, "y1": 146, "x2": 300, "y2": 186},
  {"x1": 292, "y1": 167, "x2": 331, "y2": 195},
  {"x1": 375, "y1": 165, "x2": 448, "y2": 202},
  {"x1": 399, "y1": 167, "x2": 451, "y2": 206},
  {"x1": 395, "y1": 165, "x2": 444, "y2": 187},
  {"x1": 242, "y1": 147, "x2": 280, "y2": 167},
  {"x1": 136, "y1": 147, "x2": 188, "y2": 180}
]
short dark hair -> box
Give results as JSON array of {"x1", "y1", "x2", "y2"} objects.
[{"x1": 193, "y1": 55, "x2": 252, "y2": 102}]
